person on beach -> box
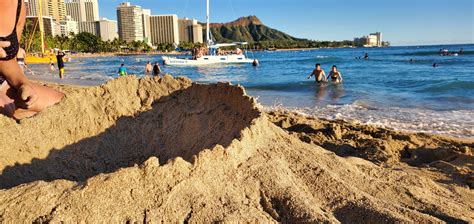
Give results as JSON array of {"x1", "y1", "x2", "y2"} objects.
[
  {"x1": 145, "y1": 61, "x2": 152, "y2": 75},
  {"x1": 0, "y1": 0, "x2": 63, "y2": 119},
  {"x1": 328, "y1": 65, "x2": 343, "y2": 83},
  {"x1": 118, "y1": 63, "x2": 128, "y2": 76},
  {"x1": 307, "y1": 63, "x2": 327, "y2": 83},
  {"x1": 152, "y1": 62, "x2": 161, "y2": 76},
  {"x1": 49, "y1": 58, "x2": 55, "y2": 71},
  {"x1": 16, "y1": 47, "x2": 25, "y2": 70},
  {"x1": 56, "y1": 50, "x2": 66, "y2": 79}
]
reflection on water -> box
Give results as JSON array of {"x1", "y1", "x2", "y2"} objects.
[
  {"x1": 313, "y1": 82, "x2": 345, "y2": 104},
  {"x1": 314, "y1": 83, "x2": 327, "y2": 103},
  {"x1": 330, "y1": 84, "x2": 345, "y2": 102}
]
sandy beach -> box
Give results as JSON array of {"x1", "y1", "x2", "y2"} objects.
[{"x1": 0, "y1": 76, "x2": 472, "y2": 222}]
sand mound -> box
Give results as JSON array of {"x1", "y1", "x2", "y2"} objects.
[
  {"x1": 268, "y1": 111, "x2": 474, "y2": 188},
  {"x1": 0, "y1": 76, "x2": 472, "y2": 223}
]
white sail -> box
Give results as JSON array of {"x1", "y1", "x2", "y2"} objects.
[{"x1": 162, "y1": 0, "x2": 257, "y2": 66}]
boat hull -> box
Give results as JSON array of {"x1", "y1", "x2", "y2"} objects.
[
  {"x1": 26, "y1": 55, "x2": 69, "y2": 64},
  {"x1": 162, "y1": 55, "x2": 255, "y2": 66}
]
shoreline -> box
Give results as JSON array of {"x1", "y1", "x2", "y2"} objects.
[
  {"x1": 30, "y1": 76, "x2": 473, "y2": 142},
  {"x1": 67, "y1": 51, "x2": 186, "y2": 59}
]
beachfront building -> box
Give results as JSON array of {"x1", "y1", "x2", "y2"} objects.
[
  {"x1": 25, "y1": 0, "x2": 42, "y2": 17},
  {"x1": 117, "y1": 2, "x2": 144, "y2": 42},
  {"x1": 65, "y1": 0, "x2": 99, "y2": 22},
  {"x1": 78, "y1": 21, "x2": 98, "y2": 35},
  {"x1": 25, "y1": 0, "x2": 66, "y2": 22},
  {"x1": 97, "y1": 19, "x2": 119, "y2": 41},
  {"x1": 192, "y1": 23, "x2": 204, "y2": 44},
  {"x1": 26, "y1": 16, "x2": 60, "y2": 36},
  {"x1": 354, "y1": 32, "x2": 383, "y2": 47},
  {"x1": 149, "y1": 15, "x2": 179, "y2": 46},
  {"x1": 60, "y1": 15, "x2": 79, "y2": 36},
  {"x1": 142, "y1": 9, "x2": 152, "y2": 46},
  {"x1": 47, "y1": 0, "x2": 67, "y2": 22},
  {"x1": 178, "y1": 18, "x2": 203, "y2": 44}
]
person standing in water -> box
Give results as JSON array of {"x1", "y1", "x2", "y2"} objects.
[
  {"x1": 145, "y1": 61, "x2": 152, "y2": 75},
  {"x1": 118, "y1": 63, "x2": 128, "y2": 76},
  {"x1": 152, "y1": 62, "x2": 161, "y2": 76},
  {"x1": 56, "y1": 50, "x2": 66, "y2": 79},
  {"x1": 307, "y1": 63, "x2": 327, "y2": 83},
  {"x1": 329, "y1": 65, "x2": 343, "y2": 83}
]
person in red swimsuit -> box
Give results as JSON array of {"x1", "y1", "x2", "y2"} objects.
[{"x1": 0, "y1": 0, "x2": 63, "y2": 119}]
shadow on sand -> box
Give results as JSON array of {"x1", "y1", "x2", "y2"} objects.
[{"x1": 0, "y1": 84, "x2": 260, "y2": 189}]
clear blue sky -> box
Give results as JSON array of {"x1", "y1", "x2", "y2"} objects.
[{"x1": 99, "y1": 0, "x2": 474, "y2": 46}]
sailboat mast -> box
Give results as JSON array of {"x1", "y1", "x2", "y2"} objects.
[
  {"x1": 206, "y1": 0, "x2": 210, "y2": 45},
  {"x1": 37, "y1": 0, "x2": 45, "y2": 54}
]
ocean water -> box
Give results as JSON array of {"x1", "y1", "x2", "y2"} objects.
[{"x1": 27, "y1": 44, "x2": 474, "y2": 138}]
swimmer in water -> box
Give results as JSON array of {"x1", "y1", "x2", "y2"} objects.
[
  {"x1": 328, "y1": 65, "x2": 343, "y2": 83},
  {"x1": 118, "y1": 63, "x2": 128, "y2": 76},
  {"x1": 307, "y1": 63, "x2": 327, "y2": 83}
]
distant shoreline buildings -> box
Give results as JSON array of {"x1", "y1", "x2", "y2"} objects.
[
  {"x1": 354, "y1": 32, "x2": 388, "y2": 47},
  {"x1": 116, "y1": 2, "x2": 203, "y2": 47},
  {"x1": 25, "y1": 0, "x2": 203, "y2": 50}
]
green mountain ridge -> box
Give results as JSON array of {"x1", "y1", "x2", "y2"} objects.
[{"x1": 204, "y1": 16, "x2": 305, "y2": 43}]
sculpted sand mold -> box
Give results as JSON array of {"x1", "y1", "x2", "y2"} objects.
[{"x1": 0, "y1": 76, "x2": 472, "y2": 222}]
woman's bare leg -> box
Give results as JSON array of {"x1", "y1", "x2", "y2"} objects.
[{"x1": 2, "y1": 82, "x2": 64, "y2": 119}]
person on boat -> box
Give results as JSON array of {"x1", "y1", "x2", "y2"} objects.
[
  {"x1": 56, "y1": 50, "x2": 66, "y2": 79},
  {"x1": 145, "y1": 61, "x2": 152, "y2": 75},
  {"x1": 236, "y1": 48, "x2": 243, "y2": 55},
  {"x1": 307, "y1": 63, "x2": 327, "y2": 83},
  {"x1": 152, "y1": 62, "x2": 161, "y2": 76},
  {"x1": 118, "y1": 63, "x2": 128, "y2": 76},
  {"x1": 0, "y1": 0, "x2": 63, "y2": 119},
  {"x1": 328, "y1": 65, "x2": 343, "y2": 83}
]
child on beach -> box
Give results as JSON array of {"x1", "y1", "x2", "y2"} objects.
[
  {"x1": 49, "y1": 58, "x2": 55, "y2": 71},
  {"x1": 0, "y1": 0, "x2": 63, "y2": 119},
  {"x1": 118, "y1": 64, "x2": 128, "y2": 76}
]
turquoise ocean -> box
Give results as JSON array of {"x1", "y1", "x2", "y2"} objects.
[{"x1": 27, "y1": 44, "x2": 474, "y2": 138}]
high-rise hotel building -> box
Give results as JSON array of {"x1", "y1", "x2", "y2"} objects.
[
  {"x1": 65, "y1": 0, "x2": 99, "y2": 22},
  {"x1": 25, "y1": 0, "x2": 66, "y2": 22},
  {"x1": 117, "y1": 2, "x2": 144, "y2": 42},
  {"x1": 149, "y1": 15, "x2": 179, "y2": 46},
  {"x1": 178, "y1": 18, "x2": 203, "y2": 44}
]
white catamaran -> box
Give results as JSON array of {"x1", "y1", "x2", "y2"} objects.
[{"x1": 162, "y1": 0, "x2": 258, "y2": 66}]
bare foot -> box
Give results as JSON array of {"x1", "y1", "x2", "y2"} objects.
[{"x1": 18, "y1": 83, "x2": 38, "y2": 109}]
